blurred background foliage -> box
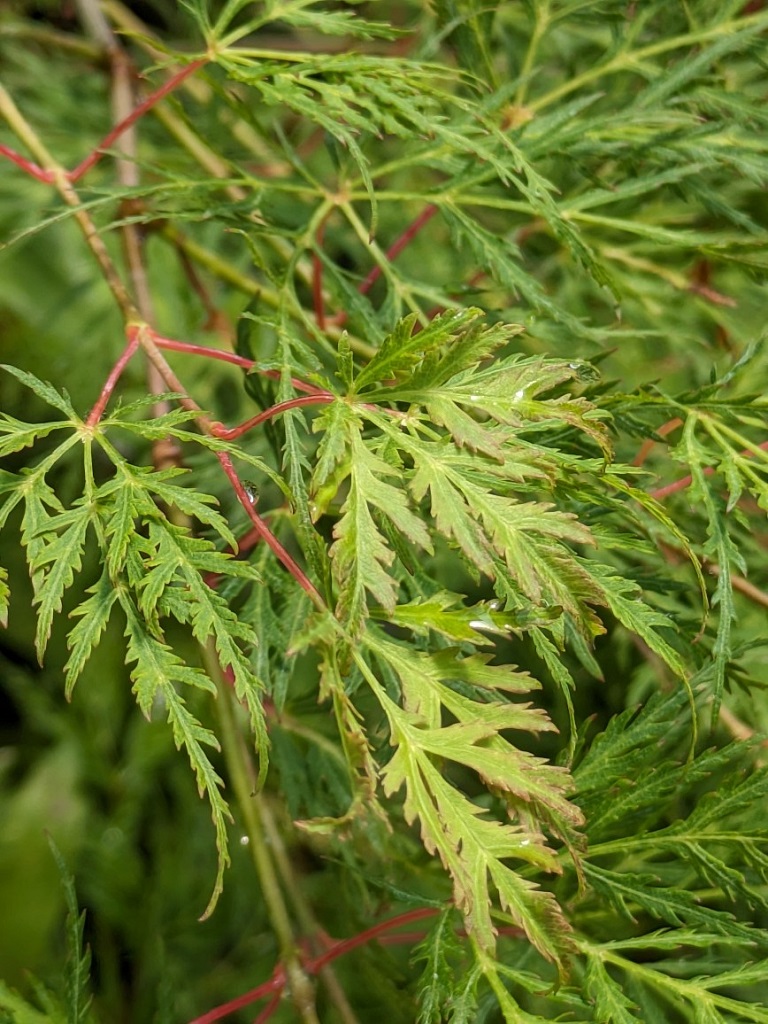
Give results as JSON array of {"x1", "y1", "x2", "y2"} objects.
[{"x1": 1, "y1": 1, "x2": 768, "y2": 1022}]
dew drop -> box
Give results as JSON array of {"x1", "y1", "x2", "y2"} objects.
[
  {"x1": 469, "y1": 395, "x2": 480, "y2": 402},
  {"x1": 240, "y1": 835, "x2": 250, "y2": 846},
  {"x1": 514, "y1": 388, "x2": 525, "y2": 400}
]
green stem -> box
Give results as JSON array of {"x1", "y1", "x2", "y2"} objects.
[
  {"x1": 206, "y1": 645, "x2": 320, "y2": 1024},
  {"x1": 529, "y1": 12, "x2": 768, "y2": 113},
  {"x1": 257, "y1": 795, "x2": 362, "y2": 1024},
  {"x1": 339, "y1": 200, "x2": 430, "y2": 326},
  {"x1": 514, "y1": 2, "x2": 549, "y2": 109}
]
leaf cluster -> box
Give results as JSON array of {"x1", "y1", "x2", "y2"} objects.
[{"x1": 1, "y1": 1, "x2": 768, "y2": 1022}]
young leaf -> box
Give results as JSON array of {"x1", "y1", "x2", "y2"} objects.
[
  {"x1": 64, "y1": 567, "x2": 119, "y2": 698},
  {"x1": 119, "y1": 593, "x2": 231, "y2": 916},
  {"x1": 584, "y1": 953, "x2": 641, "y2": 1024},
  {"x1": 47, "y1": 839, "x2": 92, "y2": 1024},
  {"x1": 31, "y1": 504, "x2": 91, "y2": 663},
  {"x1": 1, "y1": 364, "x2": 77, "y2": 419}
]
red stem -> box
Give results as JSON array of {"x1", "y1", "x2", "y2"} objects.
[
  {"x1": 187, "y1": 909, "x2": 439, "y2": 1024},
  {"x1": 649, "y1": 439, "x2": 768, "y2": 501},
  {"x1": 214, "y1": 394, "x2": 335, "y2": 440},
  {"x1": 216, "y1": 451, "x2": 323, "y2": 604},
  {"x1": 0, "y1": 143, "x2": 52, "y2": 182},
  {"x1": 359, "y1": 204, "x2": 438, "y2": 296},
  {"x1": 151, "y1": 334, "x2": 326, "y2": 395},
  {"x1": 188, "y1": 965, "x2": 286, "y2": 1024},
  {"x1": 0, "y1": 61, "x2": 207, "y2": 186},
  {"x1": 69, "y1": 58, "x2": 208, "y2": 182},
  {"x1": 308, "y1": 908, "x2": 437, "y2": 974},
  {"x1": 186, "y1": 906, "x2": 527, "y2": 1024},
  {"x1": 330, "y1": 204, "x2": 439, "y2": 329},
  {"x1": 254, "y1": 992, "x2": 283, "y2": 1024},
  {"x1": 632, "y1": 417, "x2": 684, "y2": 468},
  {"x1": 152, "y1": 335, "x2": 254, "y2": 368},
  {"x1": 86, "y1": 331, "x2": 141, "y2": 425}
]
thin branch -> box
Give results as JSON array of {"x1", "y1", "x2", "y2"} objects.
[
  {"x1": 0, "y1": 142, "x2": 51, "y2": 182},
  {"x1": 632, "y1": 417, "x2": 683, "y2": 468},
  {"x1": 216, "y1": 452, "x2": 324, "y2": 606},
  {"x1": 214, "y1": 395, "x2": 335, "y2": 440},
  {"x1": 308, "y1": 908, "x2": 438, "y2": 974},
  {"x1": 187, "y1": 908, "x2": 440, "y2": 1024},
  {"x1": 79, "y1": 0, "x2": 183, "y2": 470},
  {"x1": 86, "y1": 335, "x2": 140, "y2": 425},
  {"x1": 152, "y1": 336, "x2": 255, "y2": 369},
  {"x1": 0, "y1": 81, "x2": 138, "y2": 319},
  {"x1": 188, "y1": 968, "x2": 285, "y2": 1024},
  {"x1": 360, "y1": 203, "x2": 438, "y2": 295},
  {"x1": 254, "y1": 992, "x2": 283, "y2": 1024},
  {"x1": 257, "y1": 794, "x2": 363, "y2": 1024},
  {"x1": 207, "y1": 650, "x2": 319, "y2": 1024},
  {"x1": 69, "y1": 58, "x2": 209, "y2": 181},
  {"x1": 649, "y1": 439, "x2": 768, "y2": 501},
  {"x1": 151, "y1": 334, "x2": 327, "y2": 394}
]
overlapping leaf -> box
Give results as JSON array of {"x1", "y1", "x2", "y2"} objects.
[{"x1": 360, "y1": 634, "x2": 580, "y2": 964}]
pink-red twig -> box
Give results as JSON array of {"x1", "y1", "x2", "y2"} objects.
[
  {"x1": 187, "y1": 898, "x2": 529, "y2": 1024},
  {"x1": 254, "y1": 992, "x2": 283, "y2": 1024},
  {"x1": 153, "y1": 336, "x2": 255, "y2": 370},
  {"x1": 86, "y1": 331, "x2": 141, "y2": 425},
  {"x1": 216, "y1": 451, "x2": 322, "y2": 604},
  {"x1": 329, "y1": 204, "x2": 439, "y2": 329},
  {"x1": 187, "y1": 909, "x2": 439, "y2": 1024},
  {"x1": 1, "y1": 61, "x2": 208, "y2": 186},
  {"x1": 308, "y1": 908, "x2": 437, "y2": 975},
  {"x1": 632, "y1": 417, "x2": 683, "y2": 468},
  {"x1": 359, "y1": 204, "x2": 438, "y2": 297},
  {"x1": 151, "y1": 334, "x2": 327, "y2": 395},
  {"x1": 69, "y1": 58, "x2": 208, "y2": 182},
  {"x1": 649, "y1": 439, "x2": 768, "y2": 501},
  {"x1": 214, "y1": 394, "x2": 335, "y2": 440},
  {"x1": 0, "y1": 143, "x2": 50, "y2": 182},
  {"x1": 188, "y1": 965, "x2": 286, "y2": 1024}
]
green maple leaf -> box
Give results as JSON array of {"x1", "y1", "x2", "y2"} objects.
[
  {"x1": 359, "y1": 635, "x2": 581, "y2": 964},
  {"x1": 326, "y1": 419, "x2": 432, "y2": 632}
]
